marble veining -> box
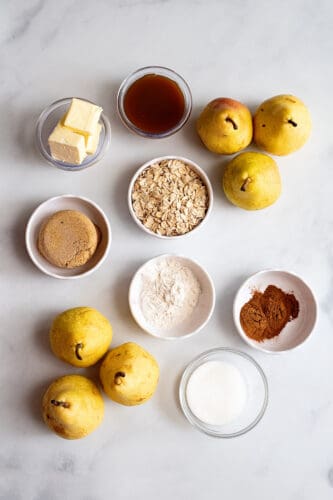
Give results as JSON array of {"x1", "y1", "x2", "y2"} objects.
[
  {"x1": 5, "y1": 0, "x2": 46, "y2": 44},
  {"x1": 1, "y1": 0, "x2": 333, "y2": 499},
  {"x1": 328, "y1": 468, "x2": 333, "y2": 488},
  {"x1": 54, "y1": 454, "x2": 76, "y2": 475}
]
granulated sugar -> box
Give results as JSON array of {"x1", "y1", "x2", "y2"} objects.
[{"x1": 186, "y1": 361, "x2": 247, "y2": 425}]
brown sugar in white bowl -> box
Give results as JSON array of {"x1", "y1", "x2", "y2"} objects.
[
  {"x1": 38, "y1": 210, "x2": 99, "y2": 269},
  {"x1": 25, "y1": 195, "x2": 111, "y2": 279}
]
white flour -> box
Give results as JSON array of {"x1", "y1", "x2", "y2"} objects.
[{"x1": 140, "y1": 258, "x2": 201, "y2": 330}]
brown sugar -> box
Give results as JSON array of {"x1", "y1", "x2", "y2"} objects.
[
  {"x1": 38, "y1": 210, "x2": 99, "y2": 269},
  {"x1": 240, "y1": 285, "x2": 299, "y2": 342}
]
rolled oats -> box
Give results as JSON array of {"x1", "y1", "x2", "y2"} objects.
[{"x1": 132, "y1": 159, "x2": 209, "y2": 236}]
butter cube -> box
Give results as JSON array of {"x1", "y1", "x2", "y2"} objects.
[
  {"x1": 86, "y1": 123, "x2": 102, "y2": 155},
  {"x1": 48, "y1": 122, "x2": 87, "y2": 165},
  {"x1": 64, "y1": 98, "x2": 102, "y2": 139}
]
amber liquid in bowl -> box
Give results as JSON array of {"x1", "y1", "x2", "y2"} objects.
[{"x1": 123, "y1": 74, "x2": 185, "y2": 135}]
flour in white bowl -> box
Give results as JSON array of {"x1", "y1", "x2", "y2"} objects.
[{"x1": 140, "y1": 258, "x2": 201, "y2": 330}]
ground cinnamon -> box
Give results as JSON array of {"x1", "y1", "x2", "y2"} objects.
[{"x1": 240, "y1": 285, "x2": 299, "y2": 342}]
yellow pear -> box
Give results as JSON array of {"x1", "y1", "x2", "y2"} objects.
[
  {"x1": 197, "y1": 98, "x2": 253, "y2": 154},
  {"x1": 253, "y1": 94, "x2": 311, "y2": 155},
  {"x1": 99, "y1": 342, "x2": 159, "y2": 406},
  {"x1": 223, "y1": 152, "x2": 281, "y2": 210},
  {"x1": 42, "y1": 375, "x2": 104, "y2": 439},
  {"x1": 50, "y1": 307, "x2": 112, "y2": 367}
]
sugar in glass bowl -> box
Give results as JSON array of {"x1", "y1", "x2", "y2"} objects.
[{"x1": 179, "y1": 348, "x2": 268, "y2": 438}]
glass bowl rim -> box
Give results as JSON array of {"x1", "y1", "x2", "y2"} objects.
[
  {"x1": 179, "y1": 347, "x2": 269, "y2": 438},
  {"x1": 117, "y1": 65, "x2": 192, "y2": 139},
  {"x1": 35, "y1": 97, "x2": 111, "y2": 171}
]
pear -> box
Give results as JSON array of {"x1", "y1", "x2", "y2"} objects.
[
  {"x1": 253, "y1": 94, "x2": 311, "y2": 155},
  {"x1": 99, "y1": 342, "x2": 159, "y2": 406},
  {"x1": 196, "y1": 98, "x2": 253, "y2": 154},
  {"x1": 223, "y1": 152, "x2": 281, "y2": 210},
  {"x1": 42, "y1": 375, "x2": 104, "y2": 439},
  {"x1": 50, "y1": 307, "x2": 112, "y2": 367}
]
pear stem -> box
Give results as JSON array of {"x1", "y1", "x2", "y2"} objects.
[
  {"x1": 114, "y1": 371, "x2": 126, "y2": 385},
  {"x1": 241, "y1": 177, "x2": 251, "y2": 192},
  {"x1": 225, "y1": 117, "x2": 238, "y2": 130},
  {"x1": 75, "y1": 343, "x2": 83, "y2": 360},
  {"x1": 51, "y1": 400, "x2": 70, "y2": 408},
  {"x1": 288, "y1": 119, "x2": 297, "y2": 127}
]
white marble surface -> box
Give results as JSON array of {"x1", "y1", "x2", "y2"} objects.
[{"x1": 1, "y1": 0, "x2": 333, "y2": 499}]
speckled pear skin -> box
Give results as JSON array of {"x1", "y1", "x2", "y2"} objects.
[
  {"x1": 99, "y1": 342, "x2": 159, "y2": 406},
  {"x1": 253, "y1": 94, "x2": 312, "y2": 155},
  {"x1": 196, "y1": 98, "x2": 253, "y2": 154},
  {"x1": 42, "y1": 375, "x2": 104, "y2": 440},
  {"x1": 223, "y1": 152, "x2": 281, "y2": 210},
  {"x1": 50, "y1": 307, "x2": 113, "y2": 367}
]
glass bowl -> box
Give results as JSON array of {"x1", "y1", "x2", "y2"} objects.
[
  {"x1": 117, "y1": 66, "x2": 192, "y2": 138},
  {"x1": 179, "y1": 348, "x2": 268, "y2": 438},
  {"x1": 35, "y1": 97, "x2": 111, "y2": 171}
]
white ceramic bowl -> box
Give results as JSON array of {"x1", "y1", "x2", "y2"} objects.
[
  {"x1": 25, "y1": 195, "x2": 111, "y2": 279},
  {"x1": 233, "y1": 269, "x2": 317, "y2": 353},
  {"x1": 129, "y1": 254, "x2": 215, "y2": 339},
  {"x1": 128, "y1": 156, "x2": 213, "y2": 239},
  {"x1": 179, "y1": 348, "x2": 268, "y2": 438}
]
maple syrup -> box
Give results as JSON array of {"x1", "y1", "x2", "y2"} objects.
[{"x1": 123, "y1": 74, "x2": 186, "y2": 135}]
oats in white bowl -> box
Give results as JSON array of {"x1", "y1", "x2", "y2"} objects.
[{"x1": 131, "y1": 159, "x2": 209, "y2": 237}]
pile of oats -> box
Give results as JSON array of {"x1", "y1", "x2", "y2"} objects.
[{"x1": 132, "y1": 159, "x2": 209, "y2": 236}]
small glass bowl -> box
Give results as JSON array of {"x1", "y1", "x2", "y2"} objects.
[
  {"x1": 179, "y1": 348, "x2": 268, "y2": 438},
  {"x1": 117, "y1": 66, "x2": 192, "y2": 138},
  {"x1": 35, "y1": 97, "x2": 111, "y2": 171}
]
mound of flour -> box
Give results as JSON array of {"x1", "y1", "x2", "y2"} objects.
[{"x1": 140, "y1": 258, "x2": 201, "y2": 330}]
